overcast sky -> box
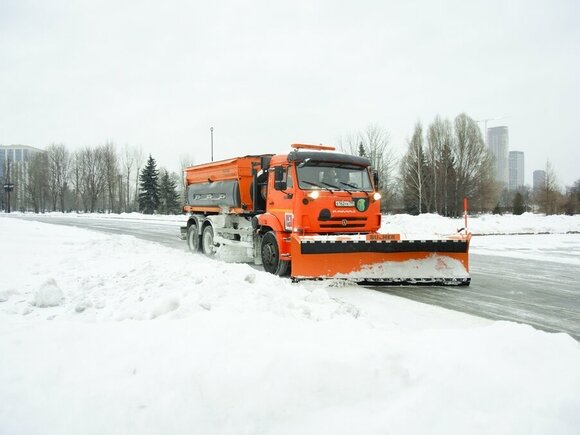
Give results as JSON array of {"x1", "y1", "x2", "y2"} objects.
[{"x1": 1, "y1": 0, "x2": 578, "y2": 186}]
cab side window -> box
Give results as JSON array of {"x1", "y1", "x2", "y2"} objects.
[{"x1": 286, "y1": 167, "x2": 293, "y2": 189}]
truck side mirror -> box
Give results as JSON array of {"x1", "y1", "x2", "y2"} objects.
[
  {"x1": 274, "y1": 166, "x2": 287, "y2": 191},
  {"x1": 373, "y1": 170, "x2": 380, "y2": 189}
]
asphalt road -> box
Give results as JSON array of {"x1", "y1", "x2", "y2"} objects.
[{"x1": 11, "y1": 214, "x2": 580, "y2": 340}]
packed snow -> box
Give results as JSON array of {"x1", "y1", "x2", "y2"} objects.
[
  {"x1": 334, "y1": 255, "x2": 470, "y2": 281},
  {"x1": 1, "y1": 214, "x2": 580, "y2": 434}
]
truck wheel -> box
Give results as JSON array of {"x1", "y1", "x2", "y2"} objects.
[
  {"x1": 187, "y1": 222, "x2": 200, "y2": 253},
  {"x1": 201, "y1": 225, "x2": 217, "y2": 257},
  {"x1": 261, "y1": 232, "x2": 290, "y2": 276}
]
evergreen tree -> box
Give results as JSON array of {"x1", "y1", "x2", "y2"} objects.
[
  {"x1": 138, "y1": 155, "x2": 159, "y2": 214},
  {"x1": 358, "y1": 142, "x2": 366, "y2": 157},
  {"x1": 158, "y1": 170, "x2": 181, "y2": 214},
  {"x1": 513, "y1": 192, "x2": 525, "y2": 215}
]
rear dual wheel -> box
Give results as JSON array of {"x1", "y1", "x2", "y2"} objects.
[
  {"x1": 261, "y1": 231, "x2": 290, "y2": 276},
  {"x1": 188, "y1": 221, "x2": 218, "y2": 257},
  {"x1": 202, "y1": 225, "x2": 217, "y2": 257},
  {"x1": 187, "y1": 222, "x2": 200, "y2": 253}
]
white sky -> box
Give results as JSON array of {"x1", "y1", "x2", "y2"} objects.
[{"x1": 0, "y1": 0, "x2": 578, "y2": 186}]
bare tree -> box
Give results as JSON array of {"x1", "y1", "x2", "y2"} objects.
[
  {"x1": 338, "y1": 125, "x2": 397, "y2": 211},
  {"x1": 426, "y1": 116, "x2": 454, "y2": 215},
  {"x1": 46, "y1": 143, "x2": 69, "y2": 212},
  {"x1": 563, "y1": 179, "x2": 580, "y2": 215},
  {"x1": 537, "y1": 160, "x2": 561, "y2": 215},
  {"x1": 452, "y1": 113, "x2": 496, "y2": 216},
  {"x1": 121, "y1": 144, "x2": 142, "y2": 212},
  {"x1": 102, "y1": 142, "x2": 120, "y2": 213},
  {"x1": 77, "y1": 146, "x2": 107, "y2": 212},
  {"x1": 134, "y1": 146, "x2": 145, "y2": 212},
  {"x1": 400, "y1": 122, "x2": 427, "y2": 214},
  {"x1": 27, "y1": 152, "x2": 49, "y2": 213},
  {"x1": 69, "y1": 150, "x2": 83, "y2": 212},
  {"x1": 400, "y1": 113, "x2": 498, "y2": 216}
]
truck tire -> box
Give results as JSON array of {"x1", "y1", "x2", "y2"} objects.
[
  {"x1": 261, "y1": 231, "x2": 290, "y2": 276},
  {"x1": 187, "y1": 222, "x2": 200, "y2": 253},
  {"x1": 201, "y1": 225, "x2": 217, "y2": 257}
]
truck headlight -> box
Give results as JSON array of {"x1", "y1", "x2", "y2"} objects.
[
  {"x1": 373, "y1": 192, "x2": 381, "y2": 201},
  {"x1": 308, "y1": 190, "x2": 320, "y2": 200}
]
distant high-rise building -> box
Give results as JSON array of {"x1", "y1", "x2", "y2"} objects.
[
  {"x1": 1, "y1": 144, "x2": 44, "y2": 211},
  {"x1": 533, "y1": 170, "x2": 546, "y2": 191},
  {"x1": 508, "y1": 151, "x2": 525, "y2": 191},
  {"x1": 487, "y1": 126, "x2": 509, "y2": 186}
]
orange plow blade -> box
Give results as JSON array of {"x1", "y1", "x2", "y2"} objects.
[{"x1": 290, "y1": 233, "x2": 471, "y2": 286}]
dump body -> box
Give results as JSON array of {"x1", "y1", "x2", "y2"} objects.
[
  {"x1": 183, "y1": 155, "x2": 272, "y2": 214},
  {"x1": 182, "y1": 144, "x2": 471, "y2": 285}
]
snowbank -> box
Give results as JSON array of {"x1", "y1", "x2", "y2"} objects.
[
  {"x1": 1, "y1": 217, "x2": 580, "y2": 435},
  {"x1": 381, "y1": 212, "x2": 580, "y2": 236}
]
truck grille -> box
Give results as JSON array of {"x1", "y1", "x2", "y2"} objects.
[{"x1": 319, "y1": 217, "x2": 367, "y2": 229}]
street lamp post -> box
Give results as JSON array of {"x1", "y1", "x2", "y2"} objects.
[{"x1": 210, "y1": 126, "x2": 214, "y2": 162}]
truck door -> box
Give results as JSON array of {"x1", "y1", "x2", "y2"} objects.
[{"x1": 269, "y1": 165, "x2": 295, "y2": 232}]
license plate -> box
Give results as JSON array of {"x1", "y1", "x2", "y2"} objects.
[{"x1": 335, "y1": 200, "x2": 355, "y2": 207}]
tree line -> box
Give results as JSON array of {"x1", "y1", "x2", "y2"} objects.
[
  {"x1": 3, "y1": 113, "x2": 578, "y2": 215},
  {"x1": 341, "y1": 113, "x2": 578, "y2": 216},
  {"x1": 11, "y1": 143, "x2": 183, "y2": 214}
]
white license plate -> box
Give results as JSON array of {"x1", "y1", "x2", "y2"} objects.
[{"x1": 335, "y1": 200, "x2": 355, "y2": 207}]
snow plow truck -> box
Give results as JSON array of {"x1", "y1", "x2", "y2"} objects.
[{"x1": 181, "y1": 144, "x2": 471, "y2": 285}]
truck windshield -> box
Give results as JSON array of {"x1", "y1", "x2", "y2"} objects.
[{"x1": 296, "y1": 163, "x2": 373, "y2": 192}]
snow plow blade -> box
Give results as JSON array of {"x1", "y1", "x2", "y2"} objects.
[{"x1": 290, "y1": 233, "x2": 471, "y2": 286}]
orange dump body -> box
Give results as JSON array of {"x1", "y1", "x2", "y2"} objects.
[{"x1": 183, "y1": 155, "x2": 271, "y2": 214}]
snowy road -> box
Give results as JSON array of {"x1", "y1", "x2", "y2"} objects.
[{"x1": 10, "y1": 214, "x2": 580, "y2": 340}]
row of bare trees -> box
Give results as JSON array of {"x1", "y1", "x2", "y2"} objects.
[
  {"x1": 339, "y1": 114, "x2": 577, "y2": 215},
  {"x1": 338, "y1": 125, "x2": 398, "y2": 211},
  {"x1": 338, "y1": 115, "x2": 496, "y2": 215},
  {"x1": 4, "y1": 121, "x2": 575, "y2": 215},
  {"x1": 22, "y1": 143, "x2": 183, "y2": 213},
  {"x1": 400, "y1": 113, "x2": 497, "y2": 216}
]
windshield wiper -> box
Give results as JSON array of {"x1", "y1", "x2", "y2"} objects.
[
  {"x1": 302, "y1": 180, "x2": 332, "y2": 192},
  {"x1": 339, "y1": 181, "x2": 362, "y2": 192},
  {"x1": 321, "y1": 181, "x2": 341, "y2": 191}
]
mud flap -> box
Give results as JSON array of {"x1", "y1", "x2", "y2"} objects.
[{"x1": 290, "y1": 233, "x2": 471, "y2": 285}]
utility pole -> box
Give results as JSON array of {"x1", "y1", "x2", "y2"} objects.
[{"x1": 210, "y1": 127, "x2": 214, "y2": 162}]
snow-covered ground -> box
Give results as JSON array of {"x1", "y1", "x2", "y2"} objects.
[
  {"x1": 10, "y1": 210, "x2": 580, "y2": 235},
  {"x1": 1, "y1": 215, "x2": 579, "y2": 434}
]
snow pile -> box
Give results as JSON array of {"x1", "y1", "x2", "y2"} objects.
[
  {"x1": 334, "y1": 255, "x2": 470, "y2": 280},
  {"x1": 1, "y1": 217, "x2": 580, "y2": 435},
  {"x1": 32, "y1": 278, "x2": 65, "y2": 307},
  {"x1": 0, "y1": 222, "x2": 350, "y2": 322}
]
